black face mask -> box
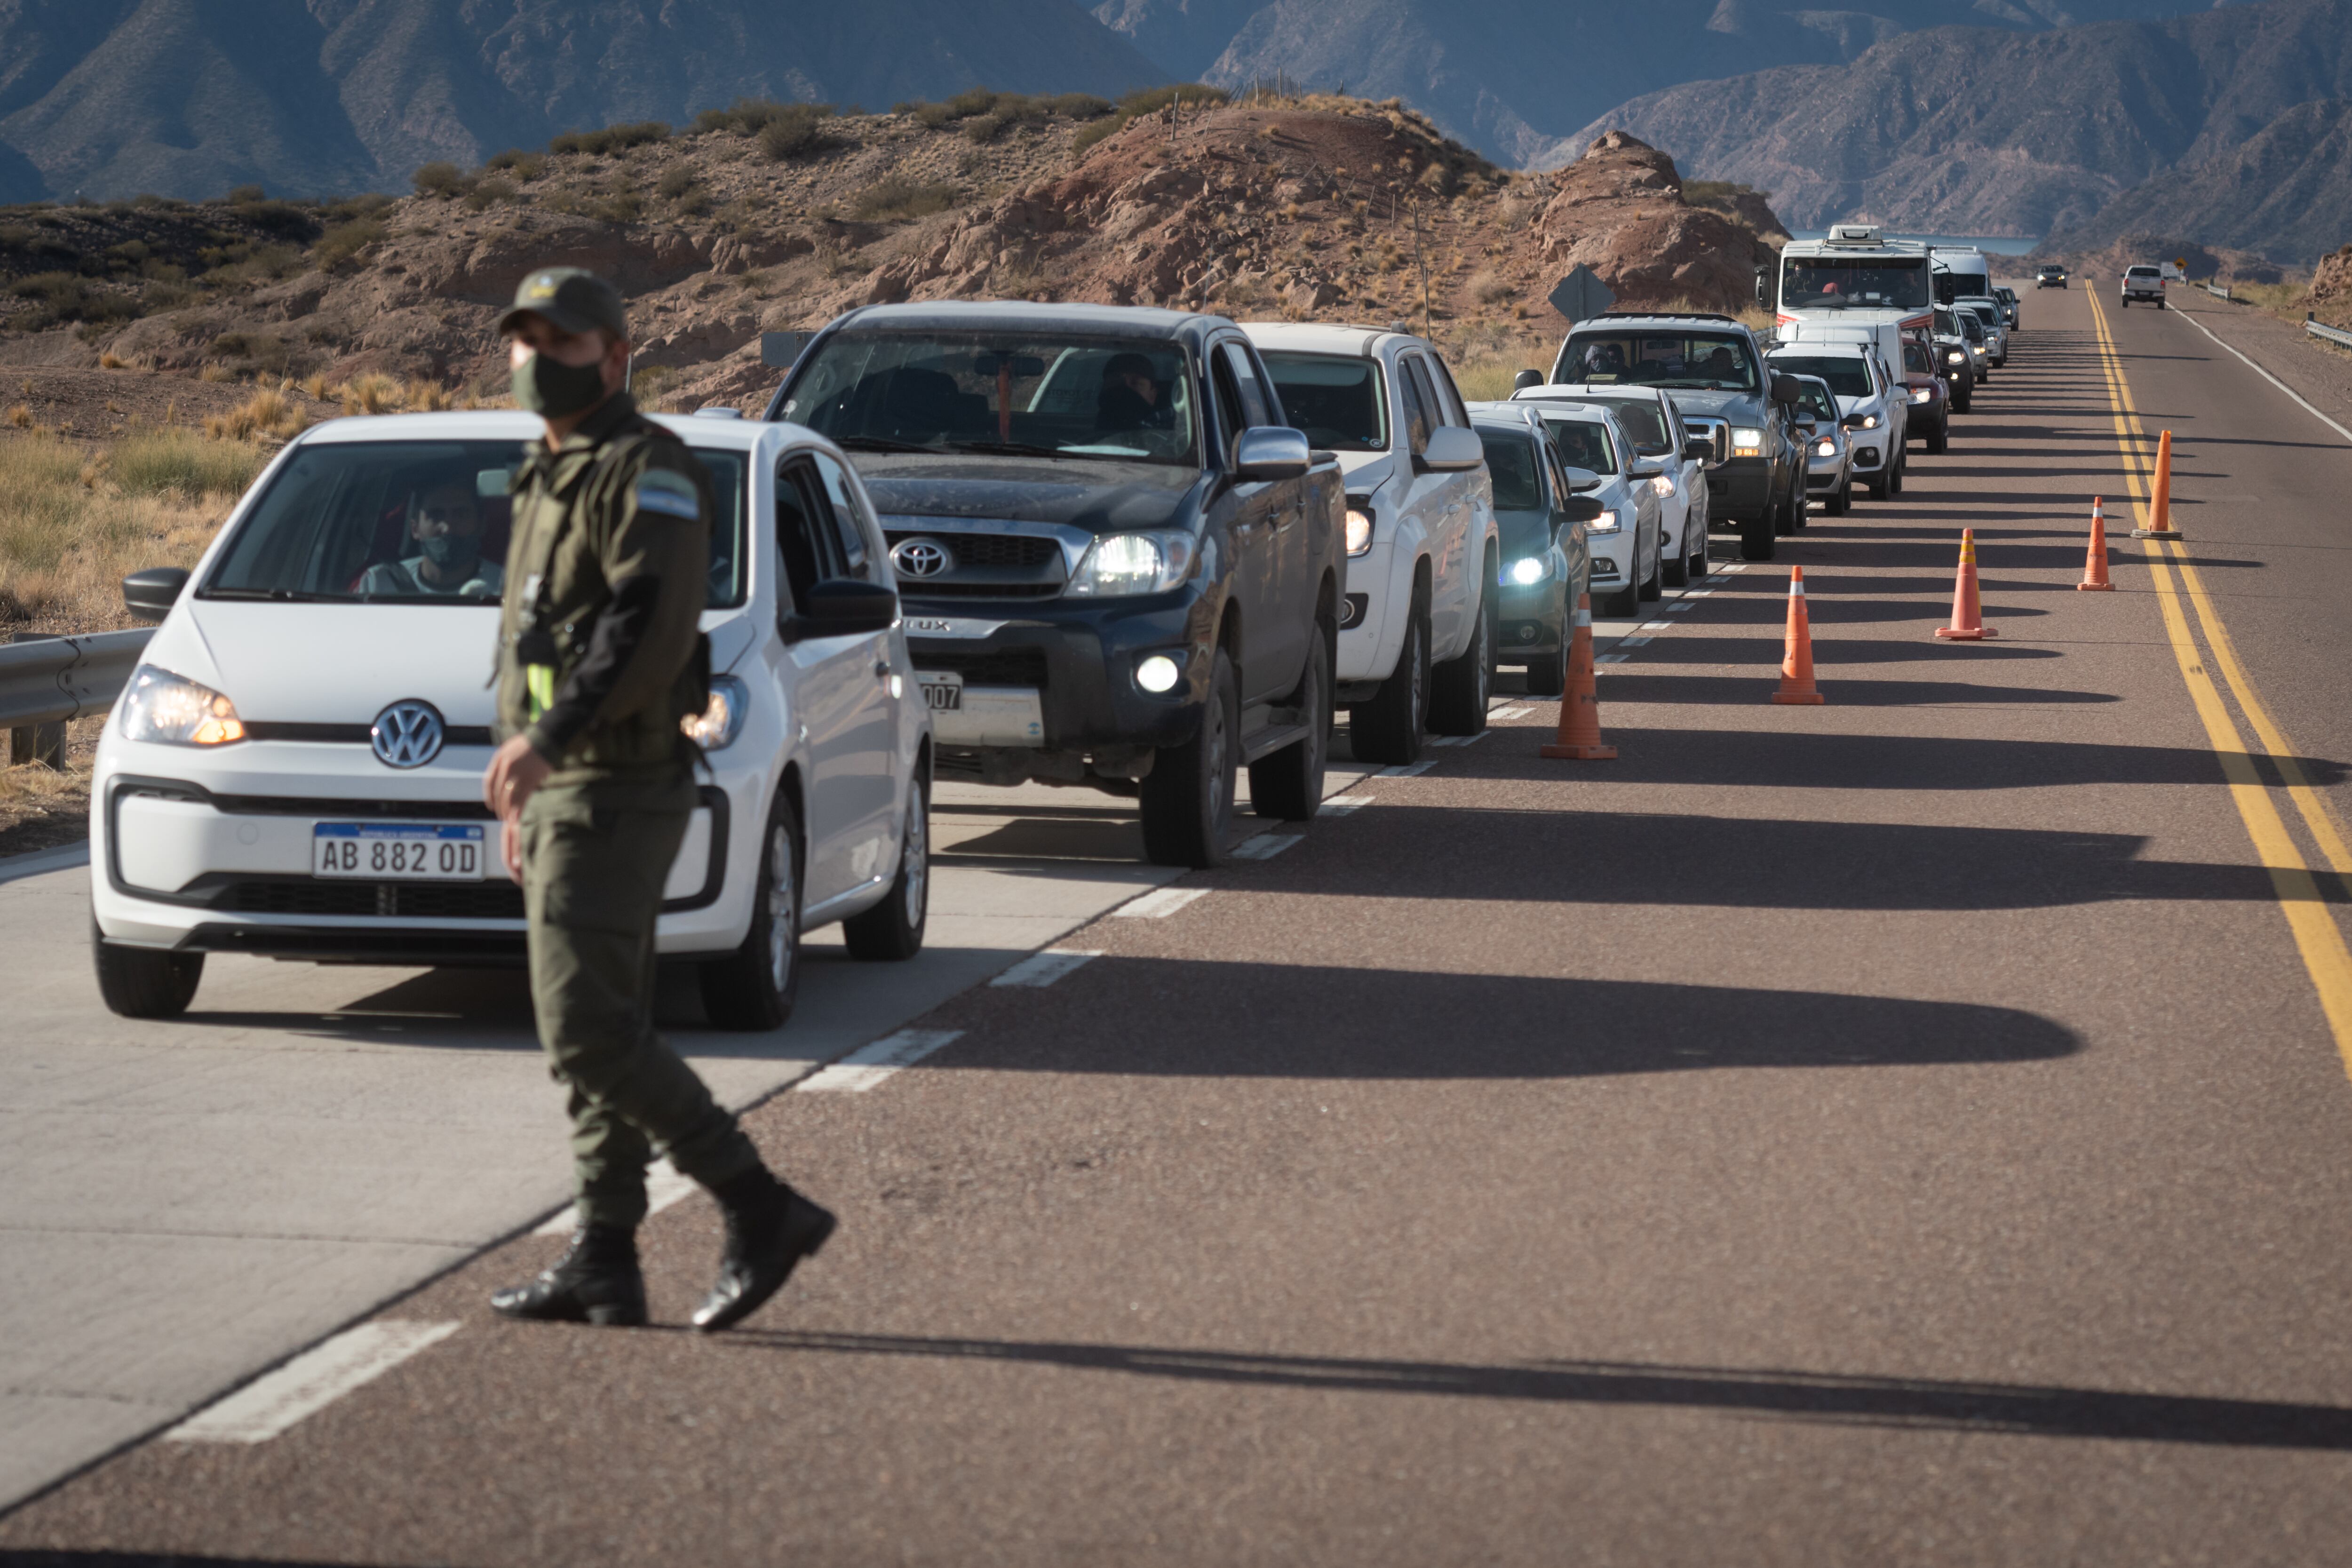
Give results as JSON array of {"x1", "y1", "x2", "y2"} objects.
[
  {"x1": 420, "y1": 533, "x2": 479, "y2": 572},
  {"x1": 512, "y1": 350, "x2": 609, "y2": 417}
]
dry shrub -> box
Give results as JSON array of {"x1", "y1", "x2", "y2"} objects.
[
  {"x1": 0, "y1": 432, "x2": 234, "y2": 631},
  {"x1": 341, "y1": 372, "x2": 402, "y2": 415},
  {"x1": 403, "y1": 378, "x2": 454, "y2": 411},
  {"x1": 204, "y1": 388, "x2": 308, "y2": 443},
  {"x1": 197, "y1": 363, "x2": 235, "y2": 383},
  {"x1": 98, "y1": 351, "x2": 127, "y2": 370},
  {"x1": 112, "y1": 428, "x2": 267, "y2": 499},
  {"x1": 6, "y1": 405, "x2": 28, "y2": 429},
  {"x1": 300, "y1": 372, "x2": 332, "y2": 400},
  {"x1": 1467, "y1": 269, "x2": 1515, "y2": 306}
]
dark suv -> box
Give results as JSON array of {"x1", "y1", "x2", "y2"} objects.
[
  {"x1": 1543, "y1": 312, "x2": 1806, "y2": 561},
  {"x1": 764, "y1": 302, "x2": 1345, "y2": 868}
]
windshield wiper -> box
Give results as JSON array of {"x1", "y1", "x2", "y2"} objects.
[
  {"x1": 834, "y1": 436, "x2": 940, "y2": 454},
  {"x1": 944, "y1": 439, "x2": 1071, "y2": 459}
]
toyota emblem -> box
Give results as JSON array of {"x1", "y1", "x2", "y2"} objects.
[
  {"x1": 891, "y1": 537, "x2": 953, "y2": 579},
  {"x1": 370, "y1": 700, "x2": 446, "y2": 769}
]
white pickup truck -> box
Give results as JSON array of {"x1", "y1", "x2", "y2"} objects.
[
  {"x1": 2120, "y1": 265, "x2": 2167, "y2": 308},
  {"x1": 1247, "y1": 323, "x2": 1500, "y2": 765}
]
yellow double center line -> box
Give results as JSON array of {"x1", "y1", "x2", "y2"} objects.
[{"x1": 2084, "y1": 287, "x2": 2352, "y2": 1063}]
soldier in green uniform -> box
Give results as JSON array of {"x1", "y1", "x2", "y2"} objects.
[{"x1": 480, "y1": 267, "x2": 833, "y2": 1332}]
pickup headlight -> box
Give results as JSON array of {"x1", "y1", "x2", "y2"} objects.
[
  {"x1": 1344, "y1": 506, "x2": 1373, "y2": 557},
  {"x1": 1066, "y1": 530, "x2": 1197, "y2": 597},
  {"x1": 1648, "y1": 474, "x2": 1674, "y2": 498},
  {"x1": 1946, "y1": 350, "x2": 1964, "y2": 364},
  {"x1": 1909, "y1": 386, "x2": 1932, "y2": 404},
  {"x1": 118, "y1": 665, "x2": 244, "y2": 746},
  {"x1": 1730, "y1": 427, "x2": 1763, "y2": 452},
  {"x1": 1507, "y1": 556, "x2": 1547, "y2": 586},
  {"x1": 680, "y1": 674, "x2": 749, "y2": 750}
]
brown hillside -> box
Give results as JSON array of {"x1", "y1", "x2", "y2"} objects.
[{"x1": 0, "y1": 98, "x2": 1783, "y2": 422}]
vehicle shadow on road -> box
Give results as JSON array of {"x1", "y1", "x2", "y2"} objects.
[
  {"x1": 1595, "y1": 673, "x2": 2118, "y2": 706},
  {"x1": 731, "y1": 1330, "x2": 2352, "y2": 1453}
]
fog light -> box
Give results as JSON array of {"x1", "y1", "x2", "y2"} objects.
[{"x1": 1136, "y1": 654, "x2": 1181, "y2": 693}]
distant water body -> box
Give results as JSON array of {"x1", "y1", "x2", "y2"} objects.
[{"x1": 1788, "y1": 231, "x2": 2041, "y2": 256}]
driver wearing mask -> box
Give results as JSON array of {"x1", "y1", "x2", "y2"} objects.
[{"x1": 361, "y1": 479, "x2": 505, "y2": 597}]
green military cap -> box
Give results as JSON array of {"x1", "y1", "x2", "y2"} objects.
[{"x1": 497, "y1": 267, "x2": 629, "y2": 341}]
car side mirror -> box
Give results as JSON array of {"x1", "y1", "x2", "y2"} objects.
[
  {"x1": 1628, "y1": 456, "x2": 1667, "y2": 478},
  {"x1": 1415, "y1": 425, "x2": 1485, "y2": 473},
  {"x1": 1559, "y1": 465, "x2": 1602, "y2": 493},
  {"x1": 1512, "y1": 369, "x2": 1544, "y2": 391},
  {"x1": 1234, "y1": 425, "x2": 1311, "y2": 481},
  {"x1": 123, "y1": 567, "x2": 189, "y2": 622},
  {"x1": 783, "y1": 578, "x2": 898, "y2": 642},
  {"x1": 1769, "y1": 373, "x2": 1803, "y2": 406},
  {"x1": 1555, "y1": 496, "x2": 1603, "y2": 524}
]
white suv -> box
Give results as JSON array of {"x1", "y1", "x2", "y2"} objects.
[
  {"x1": 1245, "y1": 323, "x2": 1499, "y2": 764},
  {"x1": 90, "y1": 411, "x2": 932, "y2": 1028},
  {"x1": 1511, "y1": 384, "x2": 1709, "y2": 586},
  {"x1": 1767, "y1": 342, "x2": 1908, "y2": 501}
]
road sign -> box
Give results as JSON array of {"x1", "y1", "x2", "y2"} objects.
[{"x1": 1548, "y1": 265, "x2": 1615, "y2": 324}]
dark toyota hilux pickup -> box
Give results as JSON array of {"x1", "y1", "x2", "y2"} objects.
[{"x1": 763, "y1": 302, "x2": 1346, "y2": 868}]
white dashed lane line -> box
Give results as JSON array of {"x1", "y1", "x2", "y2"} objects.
[
  {"x1": 536, "y1": 1158, "x2": 698, "y2": 1236},
  {"x1": 167, "y1": 1321, "x2": 461, "y2": 1445},
  {"x1": 1319, "y1": 796, "x2": 1372, "y2": 814},
  {"x1": 1113, "y1": 885, "x2": 1212, "y2": 918},
  {"x1": 799, "y1": 1029, "x2": 968, "y2": 1092},
  {"x1": 990, "y1": 948, "x2": 1105, "y2": 987}
]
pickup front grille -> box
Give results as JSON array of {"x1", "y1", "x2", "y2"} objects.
[
  {"x1": 912, "y1": 648, "x2": 1050, "y2": 689},
  {"x1": 886, "y1": 531, "x2": 1061, "y2": 570}
]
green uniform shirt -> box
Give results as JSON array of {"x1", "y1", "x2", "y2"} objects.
[{"x1": 495, "y1": 392, "x2": 713, "y2": 775}]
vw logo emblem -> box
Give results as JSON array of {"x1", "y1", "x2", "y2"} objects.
[
  {"x1": 370, "y1": 700, "x2": 445, "y2": 769},
  {"x1": 891, "y1": 537, "x2": 953, "y2": 579}
]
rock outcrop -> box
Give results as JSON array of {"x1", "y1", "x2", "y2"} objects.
[{"x1": 1532, "y1": 133, "x2": 1778, "y2": 316}]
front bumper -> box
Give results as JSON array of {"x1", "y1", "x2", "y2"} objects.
[
  {"x1": 1497, "y1": 579, "x2": 1568, "y2": 658},
  {"x1": 904, "y1": 587, "x2": 1214, "y2": 782},
  {"x1": 1706, "y1": 456, "x2": 1772, "y2": 523},
  {"x1": 89, "y1": 737, "x2": 752, "y2": 961}
]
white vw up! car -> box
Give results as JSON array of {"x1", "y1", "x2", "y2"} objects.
[
  {"x1": 90, "y1": 411, "x2": 932, "y2": 1028},
  {"x1": 1244, "y1": 323, "x2": 1499, "y2": 765}
]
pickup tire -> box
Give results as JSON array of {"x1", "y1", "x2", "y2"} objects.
[
  {"x1": 1350, "y1": 600, "x2": 1428, "y2": 764},
  {"x1": 1249, "y1": 625, "x2": 1330, "y2": 821},
  {"x1": 1429, "y1": 578, "x2": 1493, "y2": 736},
  {"x1": 1738, "y1": 502, "x2": 1776, "y2": 562},
  {"x1": 700, "y1": 791, "x2": 803, "y2": 1030},
  {"x1": 92, "y1": 923, "x2": 203, "y2": 1019},
  {"x1": 1141, "y1": 647, "x2": 1238, "y2": 868},
  {"x1": 1789, "y1": 481, "x2": 1810, "y2": 531},
  {"x1": 842, "y1": 774, "x2": 928, "y2": 961},
  {"x1": 1829, "y1": 477, "x2": 1851, "y2": 516},
  {"x1": 1927, "y1": 426, "x2": 1948, "y2": 455},
  {"x1": 1952, "y1": 385, "x2": 1972, "y2": 413}
]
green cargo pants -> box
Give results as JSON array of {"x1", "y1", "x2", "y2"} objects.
[{"x1": 518, "y1": 769, "x2": 760, "y2": 1229}]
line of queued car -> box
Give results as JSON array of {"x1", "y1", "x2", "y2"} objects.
[{"x1": 85, "y1": 284, "x2": 2016, "y2": 1023}]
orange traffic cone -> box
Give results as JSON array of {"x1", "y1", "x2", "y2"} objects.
[
  {"x1": 1934, "y1": 527, "x2": 1998, "y2": 640},
  {"x1": 2131, "y1": 430, "x2": 2184, "y2": 539},
  {"x1": 1772, "y1": 566, "x2": 1826, "y2": 704},
  {"x1": 2077, "y1": 497, "x2": 2115, "y2": 590},
  {"x1": 1541, "y1": 592, "x2": 1617, "y2": 759}
]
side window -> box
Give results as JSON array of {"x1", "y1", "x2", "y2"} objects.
[
  {"x1": 1208, "y1": 348, "x2": 1248, "y2": 461},
  {"x1": 1219, "y1": 342, "x2": 1273, "y2": 429},
  {"x1": 774, "y1": 459, "x2": 834, "y2": 613},
  {"x1": 1427, "y1": 355, "x2": 1470, "y2": 426},
  {"x1": 1395, "y1": 355, "x2": 1432, "y2": 455},
  {"x1": 811, "y1": 452, "x2": 877, "y2": 581},
  {"x1": 1405, "y1": 356, "x2": 1448, "y2": 436}
]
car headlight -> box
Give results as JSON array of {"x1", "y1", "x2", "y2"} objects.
[
  {"x1": 118, "y1": 665, "x2": 244, "y2": 746},
  {"x1": 1730, "y1": 427, "x2": 1763, "y2": 452},
  {"x1": 1344, "y1": 506, "x2": 1373, "y2": 557},
  {"x1": 680, "y1": 674, "x2": 748, "y2": 750},
  {"x1": 1587, "y1": 508, "x2": 1621, "y2": 534},
  {"x1": 1910, "y1": 386, "x2": 1932, "y2": 403},
  {"x1": 1843, "y1": 413, "x2": 1879, "y2": 430},
  {"x1": 1649, "y1": 474, "x2": 1674, "y2": 498},
  {"x1": 1814, "y1": 437, "x2": 1835, "y2": 457},
  {"x1": 1066, "y1": 529, "x2": 1196, "y2": 597},
  {"x1": 1508, "y1": 556, "x2": 1546, "y2": 586},
  {"x1": 1946, "y1": 350, "x2": 1964, "y2": 364}
]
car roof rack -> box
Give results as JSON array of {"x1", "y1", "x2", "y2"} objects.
[{"x1": 1589, "y1": 311, "x2": 1741, "y2": 324}]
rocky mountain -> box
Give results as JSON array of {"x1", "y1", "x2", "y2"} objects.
[
  {"x1": 1577, "y1": 0, "x2": 2352, "y2": 262},
  {"x1": 0, "y1": 0, "x2": 1167, "y2": 203},
  {"x1": 1097, "y1": 0, "x2": 2242, "y2": 170},
  {"x1": 0, "y1": 98, "x2": 1784, "y2": 409}
]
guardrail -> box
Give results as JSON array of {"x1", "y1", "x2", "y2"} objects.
[
  {"x1": 2204, "y1": 282, "x2": 2233, "y2": 302},
  {"x1": 1, "y1": 627, "x2": 150, "y2": 766},
  {"x1": 2309, "y1": 314, "x2": 2352, "y2": 350}
]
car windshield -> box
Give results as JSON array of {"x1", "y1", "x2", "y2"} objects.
[
  {"x1": 1967, "y1": 304, "x2": 2001, "y2": 326},
  {"x1": 1557, "y1": 332, "x2": 1756, "y2": 392},
  {"x1": 1541, "y1": 417, "x2": 1616, "y2": 475},
  {"x1": 779, "y1": 330, "x2": 1198, "y2": 465},
  {"x1": 1771, "y1": 355, "x2": 1872, "y2": 398},
  {"x1": 1474, "y1": 428, "x2": 1545, "y2": 511},
  {"x1": 2127, "y1": 267, "x2": 2160, "y2": 278},
  {"x1": 1259, "y1": 350, "x2": 1386, "y2": 452},
  {"x1": 1959, "y1": 315, "x2": 1985, "y2": 342},
  {"x1": 1781, "y1": 255, "x2": 1930, "y2": 310},
  {"x1": 1571, "y1": 394, "x2": 1670, "y2": 454},
  {"x1": 201, "y1": 439, "x2": 748, "y2": 605},
  {"x1": 1933, "y1": 271, "x2": 1992, "y2": 304}
]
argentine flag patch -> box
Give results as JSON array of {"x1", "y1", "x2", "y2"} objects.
[{"x1": 633, "y1": 469, "x2": 700, "y2": 521}]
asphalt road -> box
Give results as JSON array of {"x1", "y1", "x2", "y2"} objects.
[{"x1": 8, "y1": 282, "x2": 2352, "y2": 1566}]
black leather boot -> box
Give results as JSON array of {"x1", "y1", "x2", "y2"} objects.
[
  {"x1": 491, "y1": 1223, "x2": 648, "y2": 1327},
  {"x1": 690, "y1": 1170, "x2": 835, "y2": 1333}
]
